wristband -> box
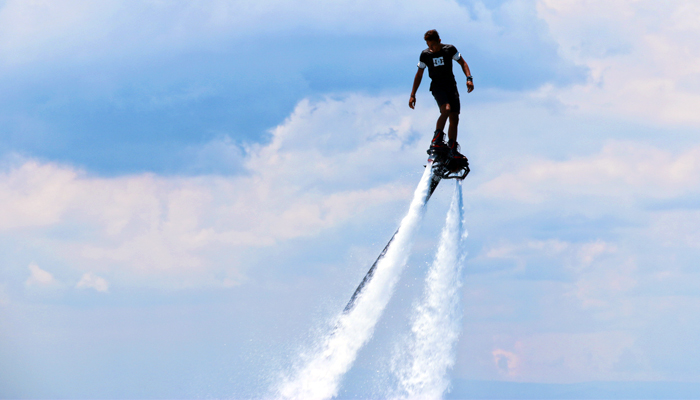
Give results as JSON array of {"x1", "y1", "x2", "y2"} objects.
[{"x1": 466, "y1": 76, "x2": 473, "y2": 82}]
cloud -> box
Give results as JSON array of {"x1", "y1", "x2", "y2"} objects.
[
  {"x1": 0, "y1": 0, "x2": 588, "y2": 178},
  {"x1": 2, "y1": 86, "x2": 699, "y2": 297},
  {"x1": 536, "y1": 0, "x2": 700, "y2": 125},
  {"x1": 0, "y1": 0, "x2": 581, "y2": 92},
  {"x1": 645, "y1": 209, "x2": 700, "y2": 249},
  {"x1": 483, "y1": 239, "x2": 618, "y2": 272},
  {"x1": 0, "y1": 0, "x2": 469, "y2": 67},
  {"x1": 0, "y1": 94, "x2": 434, "y2": 289},
  {"x1": 476, "y1": 238, "x2": 637, "y2": 315},
  {"x1": 0, "y1": 161, "x2": 78, "y2": 230},
  {"x1": 507, "y1": 331, "x2": 647, "y2": 382},
  {"x1": 475, "y1": 141, "x2": 700, "y2": 203},
  {"x1": 76, "y1": 272, "x2": 110, "y2": 292},
  {"x1": 25, "y1": 263, "x2": 57, "y2": 287},
  {"x1": 493, "y1": 348, "x2": 520, "y2": 377},
  {"x1": 571, "y1": 256, "x2": 638, "y2": 313}
]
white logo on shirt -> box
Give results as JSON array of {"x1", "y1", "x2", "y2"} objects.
[{"x1": 433, "y1": 57, "x2": 444, "y2": 67}]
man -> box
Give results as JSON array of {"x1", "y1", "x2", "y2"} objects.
[{"x1": 409, "y1": 29, "x2": 473, "y2": 159}]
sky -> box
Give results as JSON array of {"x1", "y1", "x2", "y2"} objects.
[{"x1": 2, "y1": 0, "x2": 700, "y2": 398}]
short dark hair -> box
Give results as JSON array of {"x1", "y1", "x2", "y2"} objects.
[{"x1": 424, "y1": 29, "x2": 440, "y2": 42}]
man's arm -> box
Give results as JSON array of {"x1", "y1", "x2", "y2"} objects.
[
  {"x1": 409, "y1": 68, "x2": 424, "y2": 109},
  {"x1": 457, "y1": 57, "x2": 474, "y2": 93}
]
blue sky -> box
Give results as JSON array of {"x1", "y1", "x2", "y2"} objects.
[{"x1": 2, "y1": 0, "x2": 700, "y2": 399}]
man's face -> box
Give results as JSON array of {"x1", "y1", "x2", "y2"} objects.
[{"x1": 426, "y1": 39, "x2": 442, "y2": 53}]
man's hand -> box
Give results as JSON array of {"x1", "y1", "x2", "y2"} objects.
[
  {"x1": 410, "y1": 68, "x2": 423, "y2": 109},
  {"x1": 467, "y1": 81, "x2": 474, "y2": 93}
]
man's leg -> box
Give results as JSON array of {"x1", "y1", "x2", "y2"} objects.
[
  {"x1": 446, "y1": 87, "x2": 462, "y2": 145},
  {"x1": 447, "y1": 111, "x2": 459, "y2": 143},
  {"x1": 447, "y1": 108, "x2": 466, "y2": 159},
  {"x1": 435, "y1": 103, "x2": 450, "y2": 133}
]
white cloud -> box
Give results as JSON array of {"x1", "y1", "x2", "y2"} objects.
[
  {"x1": 461, "y1": 221, "x2": 700, "y2": 382},
  {"x1": 25, "y1": 263, "x2": 57, "y2": 287},
  {"x1": 537, "y1": 0, "x2": 700, "y2": 125},
  {"x1": 508, "y1": 331, "x2": 649, "y2": 382},
  {"x1": 571, "y1": 256, "x2": 638, "y2": 314},
  {"x1": 475, "y1": 141, "x2": 700, "y2": 203},
  {"x1": 0, "y1": 94, "x2": 435, "y2": 288},
  {"x1": 484, "y1": 239, "x2": 618, "y2": 271},
  {"x1": 645, "y1": 209, "x2": 700, "y2": 249},
  {"x1": 479, "y1": 238, "x2": 636, "y2": 315},
  {"x1": 76, "y1": 272, "x2": 110, "y2": 293},
  {"x1": 2, "y1": 88, "x2": 698, "y2": 298},
  {"x1": 0, "y1": 0, "x2": 472, "y2": 67},
  {"x1": 0, "y1": 161, "x2": 78, "y2": 230},
  {"x1": 492, "y1": 348, "x2": 520, "y2": 377}
]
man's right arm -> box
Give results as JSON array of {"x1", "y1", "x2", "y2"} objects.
[{"x1": 409, "y1": 68, "x2": 424, "y2": 109}]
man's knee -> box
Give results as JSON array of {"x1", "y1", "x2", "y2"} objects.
[
  {"x1": 440, "y1": 104, "x2": 450, "y2": 116},
  {"x1": 449, "y1": 112, "x2": 459, "y2": 123}
]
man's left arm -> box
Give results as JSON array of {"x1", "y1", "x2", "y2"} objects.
[{"x1": 457, "y1": 57, "x2": 474, "y2": 93}]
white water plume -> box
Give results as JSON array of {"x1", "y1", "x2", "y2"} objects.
[
  {"x1": 276, "y1": 166, "x2": 435, "y2": 400},
  {"x1": 393, "y1": 180, "x2": 466, "y2": 400}
]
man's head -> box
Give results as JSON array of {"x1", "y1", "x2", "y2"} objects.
[{"x1": 424, "y1": 29, "x2": 442, "y2": 53}]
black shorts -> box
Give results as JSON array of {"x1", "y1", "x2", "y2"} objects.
[{"x1": 432, "y1": 86, "x2": 460, "y2": 114}]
